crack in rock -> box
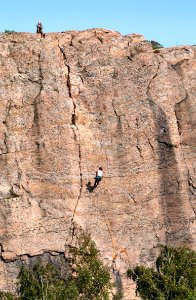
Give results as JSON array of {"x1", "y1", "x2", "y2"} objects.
[
  {"x1": 157, "y1": 140, "x2": 176, "y2": 147},
  {"x1": 135, "y1": 117, "x2": 144, "y2": 159},
  {"x1": 112, "y1": 98, "x2": 121, "y2": 129},
  {"x1": 2, "y1": 98, "x2": 12, "y2": 154},
  {"x1": 146, "y1": 59, "x2": 161, "y2": 101},
  {"x1": 58, "y1": 43, "x2": 83, "y2": 237}
]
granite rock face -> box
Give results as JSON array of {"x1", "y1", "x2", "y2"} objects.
[{"x1": 0, "y1": 29, "x2": 195, "y2": 298}]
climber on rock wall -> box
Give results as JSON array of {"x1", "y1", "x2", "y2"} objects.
[{"x1": 93, "y1": 167, "x2": 103, "y2": 188}]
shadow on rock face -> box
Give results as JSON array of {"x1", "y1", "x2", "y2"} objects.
[
  {"x1": 149, "y1": 99, "x2": 192, "y2": 245},
  {"x1": 86, "y1": 181, "x2": 94, "y2": 193}
]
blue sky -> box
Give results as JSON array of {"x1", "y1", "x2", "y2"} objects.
[{"x1": 1, "y1": 0, "x2": 195, "y2": 47}]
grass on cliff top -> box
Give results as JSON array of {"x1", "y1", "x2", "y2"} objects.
[
  {"x1": 150, "y1": 40, "x2": 163, "y2": 49},
  {"x1": 4, "y1": 30, "x2": 16, "y2": 34},
  {"x1": 127, "y1": 245, "x2": 196, "y2": 300}
]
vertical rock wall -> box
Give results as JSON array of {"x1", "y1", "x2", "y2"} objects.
[{"x1": 0, "y1": 29, "x2": 195, "y2": 298}]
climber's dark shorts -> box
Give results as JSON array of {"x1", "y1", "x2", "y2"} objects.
[{"x1": 95, "y1": 176, "x2": 102, "y2": 182}]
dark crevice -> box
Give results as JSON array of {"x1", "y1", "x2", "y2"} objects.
[
  {"x1": 58, "y1": 44, "x2": 72, "y2": 98},
  {"x1": 0, "y1": 152, "x2": 8, "y2": 156},
  {"x1": 0, "y1": 244, "x2": 6, "y2": 262},
  {"x1": 21, "y1": 184, "x2": 31, "y2": 195},
  {"x1": 135, "y1": 117, "x2": 143, "y2": 159},
  {"x1": 66, "y1": 65, "x2": 72, "y2": 98},
  {"x1": 13, "y1": 154, "x2": 23, "y2": 189},
  {"x1": 136, "y1": 144, "x2": 143, "y2": 159},
  {"x1": 33, "y1": 52, "x2": 43, "y2": 130},
  {"x1": 3, "y1": 132, "x2": 8, "y2": 154},
  {"x1": 9, "y1": 185, "x2": 21, "y2": 198},
  {"x1": 144, "y1": 133, "x2": 155, "y2": 155},
  {"x1": 188, "y1": 172, "x2": 196, "y2": 194},
  {"x1": 112, "y1": 99, "x2": 121, "y2": 129},
  {"x1": 2, "y1": 99, "x2": 12, "y2": 154},
  {"x1": 157, "y1": 140, "x2": 176, "y2": 148},
  {"x1": 112, "y1": 99, "x2": 120, "y2": 119},
  {"x1": 79, "y1": 75, "x2": 84, "y2": 84},
  {"x1": 146, "y1": 59, "x2": 161, "y2": 99},
  {"x1": 28, "y1": 78, "x2": 40, "y2": 84},
  {"x1": 71, "y1": 114, "x2": 77, "y2": 126},
  {"x1": 1, "y1": 250, "x2": 67, "y2": 265},
  {"x1": 32, "y1": 50, "x2": 45, "y2": 167},
  {"x1": 71, "y1": 101, "x2": 77, "y2": 126},
  {"x1": 187, "y1": 171, "x2": 196, "y2": 214},
  {"x1": 112, "y1": 70, "x2": 118, "y2": 79},
  {"x1": 174, "y1": 108, "x2": 182, "y2": 136},
  {"x1": 176, "y1": 91, "x2": 189, "y2": 106},
  {"x1": 96, "y1": 36, "x2": 104, "y2": 44}
]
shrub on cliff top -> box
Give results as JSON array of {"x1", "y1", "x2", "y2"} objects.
[
  {"x1": 127, "y1": 245, "x2": 196, "y2": 300},
  {"x1": 150, "y1": 40, "x2": 163, "y2": 49},
  {"x1": 4, "y1": 30, "x2": 16, "y2": 34}
]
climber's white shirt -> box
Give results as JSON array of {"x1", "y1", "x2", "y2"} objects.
[{"x1": 97, "y1": 170, "x2": 103, "y2": 177}]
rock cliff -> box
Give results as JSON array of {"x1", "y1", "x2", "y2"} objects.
[{"x1": 0, "y1": 29, "x2": 195, "y2": 298}]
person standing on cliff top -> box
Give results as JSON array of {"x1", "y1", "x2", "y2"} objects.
[
  {"x1": 94, "y1": 167, "x2": 103, "y2": 188},
  {"x1": 36, "y1": 21, "x2": 43, "y2": 34}
]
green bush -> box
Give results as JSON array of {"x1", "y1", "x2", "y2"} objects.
[
  {"x1": 0, "y1": 291, "x2": 16, "y2": 300},
  {"x1": 127, "y1": 245, "x2": 196, "y2": 300},
  {"x1": 18, "y1": 263, "x2": 77, "y2": 300},
  {"x1": 4, "y1": 30, "x2": 16, "y2": 34},
  {"x1": 69, "y1": 232, "x2": 112, "y2": 300},
  {"x1": 150, "y1": 40, "x2": 163, "y2": 49},
  {"x1": 0, "y1": 232, "x2": 113, "y2": 300}
]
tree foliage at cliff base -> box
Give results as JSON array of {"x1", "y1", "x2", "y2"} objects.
[
  {"x1": 127, "y1": 245, "x2": 196, "y2": 300},
  {"x1": 0, "y1": 233, "x2": 113, "y2": 300}
]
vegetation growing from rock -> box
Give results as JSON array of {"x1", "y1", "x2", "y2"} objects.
[
  {"x1": 0, "y1": 233, "x2": 113, "y2": 300},
  {"x1": 127, "y1": 245, "x2": 196, "y2": 300},
  {"x1": 68, "y1": 232, "x2": 112, "y2": 300},
  {"x1": 150, "y1": 40, "x2": 163, "y2": 49},
  {"x1": 18, "y1": 263, "x2": 78, "y2": 300},
  {"x1": 0, "y1": 291, "x2": 15, "y2": 300},
  {"x1": 4, "y1": 30, "x2": 16, "y2": 34}
]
